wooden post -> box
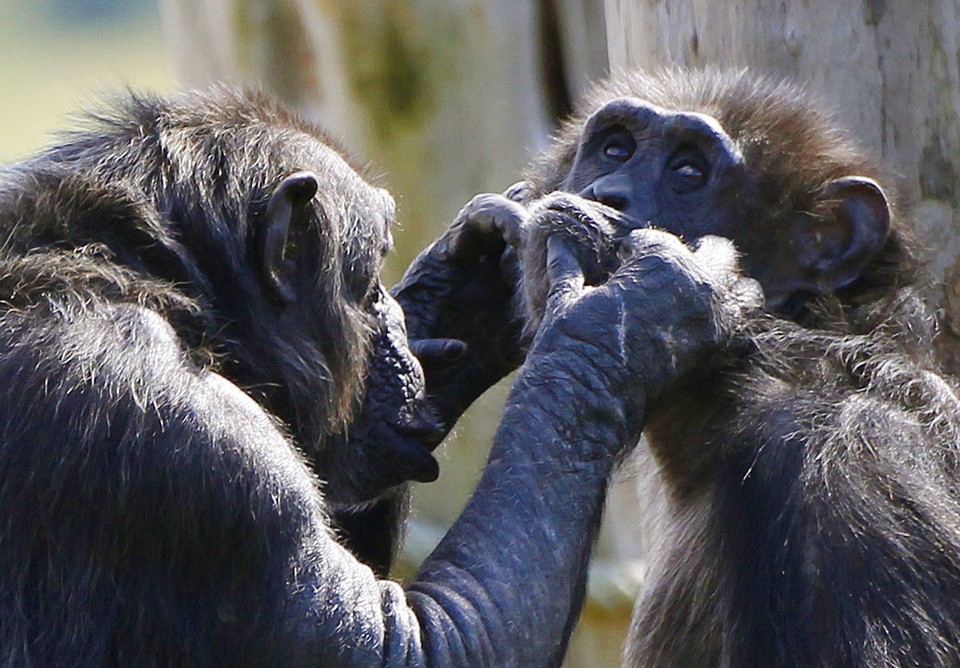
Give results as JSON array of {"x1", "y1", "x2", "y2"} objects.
[{"x1": 160, "y1": 0, "x2": 610, "y2": 272}]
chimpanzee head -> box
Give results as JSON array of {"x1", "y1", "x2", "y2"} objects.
[
  {"x1": 20, "y1": 87, "x2": 442, "y2": 508},
  {"x1": 523, "y1": 69, "x2": 919, "y2": 322}
]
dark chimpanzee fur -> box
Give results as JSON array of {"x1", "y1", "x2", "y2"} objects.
[
  {"x1": 460, "y1": 69, "x2": 960, "y2": 666},
  {"x1": 0, "y1": 85, "x2": 756, "y2": 666}
]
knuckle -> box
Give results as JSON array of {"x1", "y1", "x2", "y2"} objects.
[
  {"x1": 468, "y1": 209, "x2": 495, "y2": 225},
  {"x1": 461, "y1": 193, "x2": 499, "y2": 218},
  {"x1": 470, "y1": 192, "x2": 498, "y2": 207},
  {"x1": 503, "y1": 181, "x2": 531, "y2": 202}
]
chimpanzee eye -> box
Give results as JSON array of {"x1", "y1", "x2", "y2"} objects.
[
  {"x1": 601, "y1": 130, "x2": 635, "y2": 163},
  {"x1": 667, "y1": 147, "x2": 709, "y2": 192}
]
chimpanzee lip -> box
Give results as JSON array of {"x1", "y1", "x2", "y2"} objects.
[{"x1": 390, "y1": 434, "x2": 440, "y2": 483}]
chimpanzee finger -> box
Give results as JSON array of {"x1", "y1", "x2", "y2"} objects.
[
  {"x1": 494, "y1": 214, "x2": 524, "y2": 249},
  {"x1": 499, "y1": 245, "x2": 522, "y2": 284},
  {"x1": 449, "y1": 194, "x2": 527, "y2": 260},
  {"x1": 448, "y1": 216, "x2": 501, "y2": 260},
  {"x1": 503, "y1": 181, "x2": 532, "y2": 203},
  {"x1": 409, "y1": 338, "x2": 468, "y2": 368},
  {"x1": 545, "y1": 235, "x2": 586, "y2": 312}
]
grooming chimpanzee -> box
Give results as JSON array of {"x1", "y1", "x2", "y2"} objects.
[
  {"x1": 0, "y1": 86, "x2": 755, "y2": 666},
  {"x1": 463, "y1": 69, "x2": 960, "y2": 666}
]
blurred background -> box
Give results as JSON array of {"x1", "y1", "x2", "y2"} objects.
[
  {"x1": 0, "y1": 0, "x2": 172, "y2": 161},
  {"x1": 3, "y1": 1, "x2": 960, "y2": 665}
]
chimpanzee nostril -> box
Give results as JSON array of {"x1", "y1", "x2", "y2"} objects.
[
  {"x1": 581, "y1": 180, "x2": 630, "y2": 212},
  {"x1": 596, "y1": 192, "x2": 629, "y2": 211}
]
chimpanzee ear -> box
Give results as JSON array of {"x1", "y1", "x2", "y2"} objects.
[
  {"x1": 798, "y1": 176, "x2": 891, "y2": 292},
  {"x1": 261, "y1": 171, "x2": 319, "y2": 304}
]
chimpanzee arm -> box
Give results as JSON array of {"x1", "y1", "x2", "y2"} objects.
[
  {"x1": 297, "y1": 230, "x2": 760, "y2": 666},
  {"x1": 0, "y1": 231, "x2": 754, "y2": 666}
]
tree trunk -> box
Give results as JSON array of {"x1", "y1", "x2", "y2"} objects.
[
  {"x1": 605, "y1": 0, "x2": 960, "y2": 364},
  {"x1": 160, "y1": 0, "x2": 610, "y2": 273}
]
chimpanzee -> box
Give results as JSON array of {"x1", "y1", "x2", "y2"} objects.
[
  {"x1": 0, "y1": 86, "x2": 756, "y2": 666},
  {"x1": 461, "y1": 69, "x2": 960, "y2": 666}
]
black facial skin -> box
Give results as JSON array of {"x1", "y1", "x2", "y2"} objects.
[
  {"x1": 556, "y1": 97, "x2": 893, "y2": 320},
  {"x1": 322, "y1": 286, "x2": 445, "y2": 577},
  {"x1": 0, "y1": 85, "x2": 757, "y2": 666},
  {"x1": 497, "y1": 70, "x2": 959, "y2": 667},
  {"x1": 564, "y1": 99, "x2": 745, "y2": 241}
]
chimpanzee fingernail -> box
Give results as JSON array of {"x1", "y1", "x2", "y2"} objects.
[{"x1": 442, "y1": 340, "x2": 467, "y2": 361}]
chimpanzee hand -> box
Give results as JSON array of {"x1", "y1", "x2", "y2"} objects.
[
  {"x1": 391, "y1": 183, "x2": 531, "y2": 433},
  {"x1": 522, "y1": 229, "x2": 762, "y2": 457},
  {"x1": 516, "y1": 191, "x2": 637, "y2": 331}
]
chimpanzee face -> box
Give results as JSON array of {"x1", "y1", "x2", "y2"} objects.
[
  {"x1": 560, "y1": 97, "x2": 746, "y2": 243},
  {"x1": 561, "y1": 96, "x2": 891, "y2": 313},
  {"x1": 251, "y1": 148, "x2": 440, "y2": 508}
]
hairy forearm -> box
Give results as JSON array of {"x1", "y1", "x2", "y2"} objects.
[
  {"x1": 297, "y1": 360, "x2": 634, "y2": 667},
  {"x1": 301, "y1": 229, "x2": 751, "y2": 666},
  {"x1": 404, "y1": 361, "x2": 633, "y2": 666}
]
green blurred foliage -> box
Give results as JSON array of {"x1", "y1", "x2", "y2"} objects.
[{"x1": 0, "y1": 0, "x2": 172, "y2": 162}]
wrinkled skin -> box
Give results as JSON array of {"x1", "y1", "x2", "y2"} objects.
[
  {"x1": 0, "y1": 86, "x2": 754, "y2": 667},
  {"x1": 527, "y1": 229, "x2": 761, "y2": 435},
  {"x1": 325, "y1": 286, "x2": 443, "y2": 507},
  {"x1": 392, "y1": 184, "x2": 528, "y2": 433},
  {"x1": 482, "y1": 69, "x2": 960, "y2": 667},
  {"x1": 324, "y1": 285, "x2": 443, "y2": 576},
  {"x1": 399, "y1": 225, "x2": 758, "y2": 666}
]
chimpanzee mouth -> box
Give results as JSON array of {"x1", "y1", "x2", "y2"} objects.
[
  {"x1": 388, "y1": 431, "x2": 441, "y2": 483},
  {"x1": 390, "y1": 410, "x2": 445, "y2": 483}
]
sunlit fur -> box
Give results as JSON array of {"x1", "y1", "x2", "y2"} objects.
[
  {"x1": 523, "y1": 68, "x2": 919, "y2": 323},
  {"x1": 0, "y1": 87, "x2": 381, "y2": 447},
  {"x1": 520, "y1": 69, "x2": 960, "y2": 666}
]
